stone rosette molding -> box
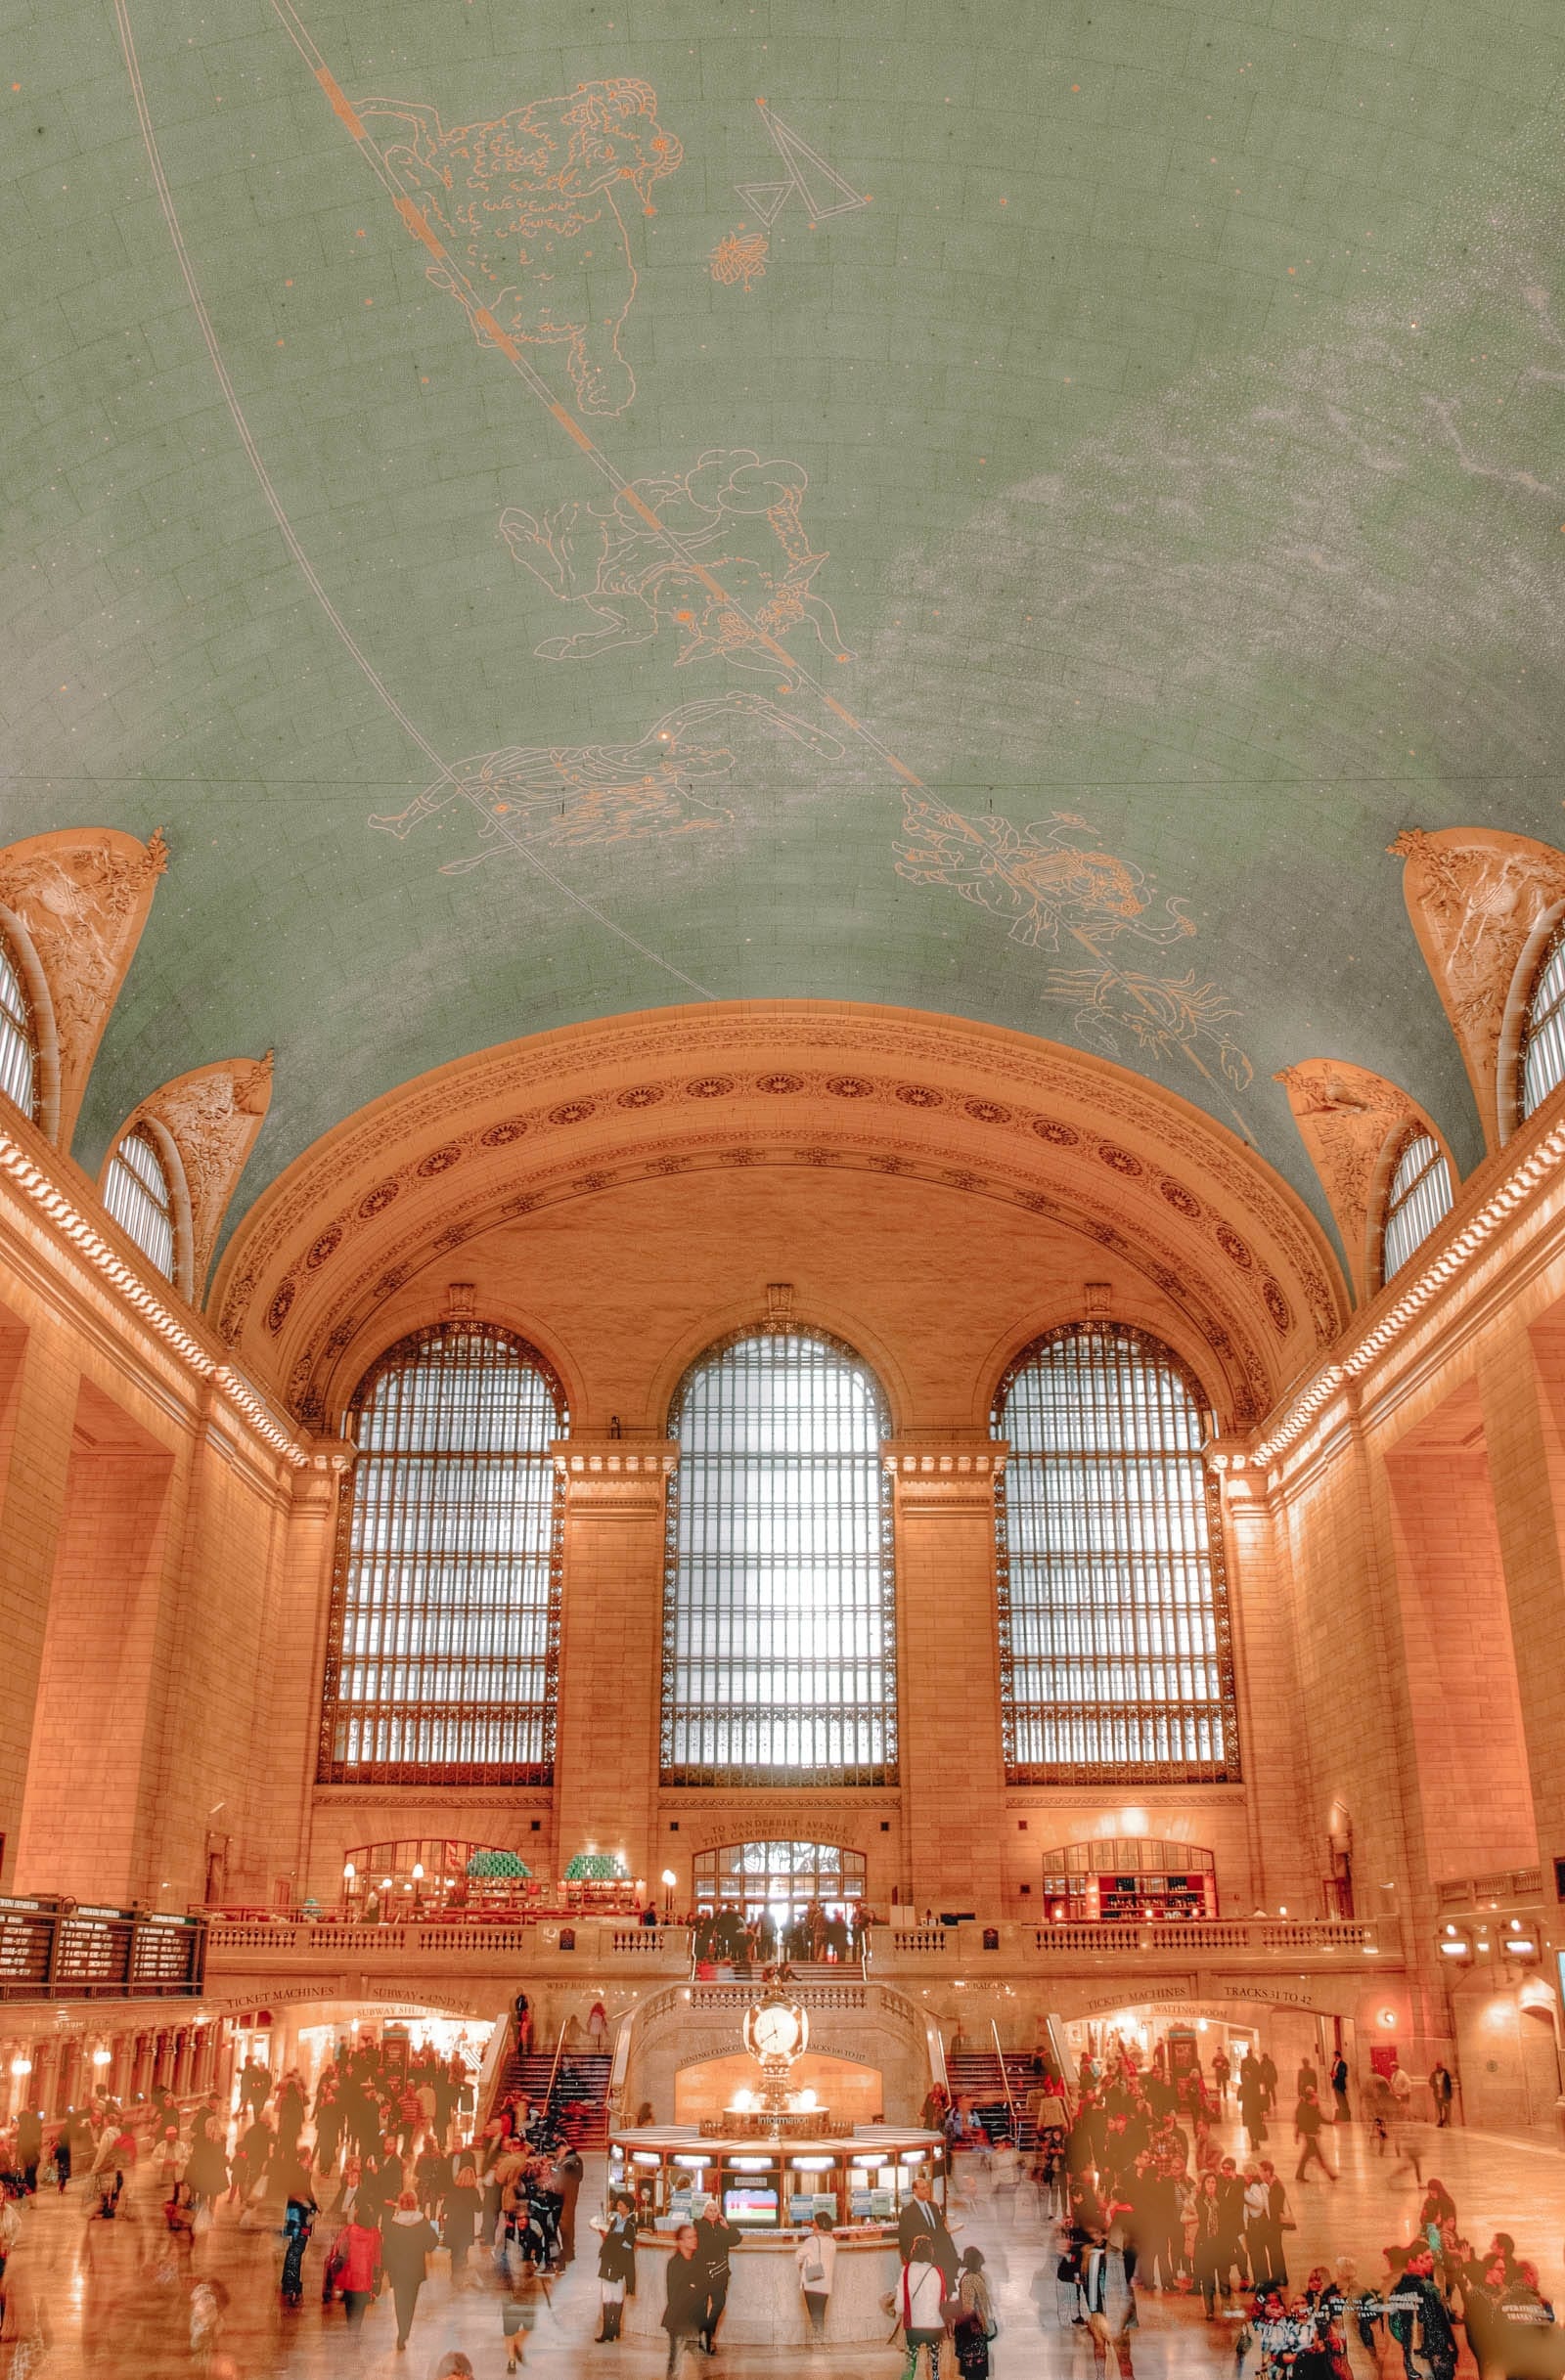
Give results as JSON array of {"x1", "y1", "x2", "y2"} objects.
[{"x1": 209, "y1": 1001, "x2": 1349, "y2": 1436}]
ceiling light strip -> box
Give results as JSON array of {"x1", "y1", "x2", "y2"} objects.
[
  {"x1": 1252, "y1": 1119, "x2": 1565, "y2": 1468},
  {"x1": 0, "y1": 1125, "x2": 307, "y2": 1468}
]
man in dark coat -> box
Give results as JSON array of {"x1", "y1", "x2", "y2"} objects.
[
  {"x1": 693, "y1": 2197, "x2": 744, "y2": 2353},
  {"x1": 898, "y1": 2170, "x2": 961, "y2": 2290},
  {"x1": 663, "y1": 2224, "x2": 706, "y2": 2376}
]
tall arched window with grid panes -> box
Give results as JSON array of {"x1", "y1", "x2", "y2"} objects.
[
  {"x1": 661, "y1": 1329, "x2": 896, "y2": 1787},
  {"x1": 319, "y1": 1323, "x2": 567, "y2": 1783},
  {"x1": 1379, "y1": 1129, "x2": 1453, "y2": 1283},
  {"x1": 1521, "y1": 921, "x2": 1565, "y2": 1123},
  {"x1": 103, "y1": 1123, "x2": 180, "y2": 1283},
  {"x1": 993, "y1": 1323, "x2": 1238, "y2": 1783},
  {"x1": 0, "y1": 928, "x2": 38, "y2": 1123}
]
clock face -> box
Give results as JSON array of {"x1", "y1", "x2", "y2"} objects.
[{"x1": 754, "y1": 2006, "x2": 797, "y2": 2055}]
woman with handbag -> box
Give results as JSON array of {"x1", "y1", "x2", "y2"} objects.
[
  {"x1": 597, "y1": 2192, "x2": 639, "y2": 2342},
  {"x1": 954, "y1": 2246, "x2": 999, "y2": 2378},
  {"x1": 795, "y1": 2211, "x2": 838, "y2": 2347},
  {"x1": 325, "y1": 2211, "x2": 381, "y2": 2328}
]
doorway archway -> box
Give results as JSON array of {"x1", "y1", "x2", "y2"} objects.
[{"x1": 693, "y1": 1839, "x2": 867, "y2": 1923}]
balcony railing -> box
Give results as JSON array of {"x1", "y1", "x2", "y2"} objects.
[
  {"x1": 0, "y1": 1896, "x2": 206, "y2": 2002},
  {"x1": 204, "y1": 1917, "x2": 693, "y2": 1968},
  {"x1": 872, "y1": 1917, "x2": 1396, "y2": 1964}
]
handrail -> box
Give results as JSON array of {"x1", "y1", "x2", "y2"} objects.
[
  {"x1": 543, "y1": 2015, "x2": 567, "y2": 2120},
  {"x1": 990, "y1": 2018, "x2": 1019, "y2": 2138}
]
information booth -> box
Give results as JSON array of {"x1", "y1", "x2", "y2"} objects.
[{"x1": 604, "y1": 2125, "x2": 948, "y2": 2345}]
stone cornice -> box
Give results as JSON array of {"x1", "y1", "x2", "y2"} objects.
[
  {"x1": 0, "y1": 1113, "x2": 307, "y2": 1470},
  {"x1": 1248, "y1": 1098, "x2": 1565, "y2": 1474}
]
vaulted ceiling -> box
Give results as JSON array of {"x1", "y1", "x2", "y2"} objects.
[{"x1": 6, "y1": 0, "x2": 1565, "y2": 1270}]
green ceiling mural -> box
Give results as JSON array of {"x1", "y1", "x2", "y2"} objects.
[{"x1": 5, "y1": 0, "x2": 1565, "y2": 1266}]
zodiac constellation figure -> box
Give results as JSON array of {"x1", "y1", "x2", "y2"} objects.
[
  {"x1": 500, "y1": 448, "x2": 849, "y2": 667},
  {"x1": 354, "y1": 79, "x2": 683, "y2": 416},
  {"x1": 735, "y1": 102, "x2": 870, "y2": 229},
  {"x1": 896, "y1": 800, "x2": 1250, "y2": 1088},
  {"x1": 369, "y1": 692, "x2": 847, "y2": 869},
  {"x1": 896, "y1": 802, "x2": 1198, "y2": 950},
  {"x1": 709, "y1": 231, "x2": 770, "y2": 289}
]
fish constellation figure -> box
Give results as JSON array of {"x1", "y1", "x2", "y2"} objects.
[
  {"x1": 500, "y1": 448, "x2": 850, "y2": 667},
  {"x1": 355, "y1": 79, "x2": 683, "y2": 416},
  {"x1": 369, "y1": 692, "x2": 847, "y2": 869}
]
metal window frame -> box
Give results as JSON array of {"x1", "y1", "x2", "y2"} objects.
[
  {"x1": 0, "y1": 929, "x2": 36, "y2": 1123},
  {"x1": 693, "y1": 1838, "x2": 869, "y2": 1911},
  {"x1": 1522, "y1": 921, "x2": 1565, "y2": 1123},
  {"x1": 992, "y1": 1320, "x2": 1240, "y2": 1785},
  {"x1": 660, "y1": 1325, "x2": 898, "y2": 1789},
  {"x1": 1380, "y1": 1128, "x2": 1453, "y2": 1283},
  {"x1": 104, "y1": 1124, "x2": 176, "y2": 1281},
  {"x1": 317, "y1": 1321, "x2": 567, "y2": 1785}
]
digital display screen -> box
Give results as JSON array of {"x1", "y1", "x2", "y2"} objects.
[{"x1": 724, "y1": 2186, "x2": 778, "y2": 2225}]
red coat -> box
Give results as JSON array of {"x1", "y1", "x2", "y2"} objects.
[{"x1": 332, "y1": 2223, "x2": 381, "y2": 2292}]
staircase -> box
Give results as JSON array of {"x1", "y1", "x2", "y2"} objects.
[
  {"x1": 691, "y1": 1959, "x2": 866, "y2": 1984},
  {"x1": 944, "y1": 2051, "x2": 1039, "y2": 2152},
  {"x1": 491, "y1": 2050, "x2": 613, "y2": 2149}
]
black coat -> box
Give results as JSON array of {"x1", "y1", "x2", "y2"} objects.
[
  {"x1": 599, "y1": 2213, "x2": 638, "y2": 2288},
  {"x1": 693, "y1": 2217, "x2": 743, "y2": 2281},
  {"x1": 899, "y1": 2196, "x2": 960, "y2": 2287},
  {"x1": 663, "y1": 2252, "x2": 707, "y2": 2334}
]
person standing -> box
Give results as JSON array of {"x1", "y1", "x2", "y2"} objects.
[
  {"x1": 1210, "y1": 2048, "x2": 1230, "y2": 2110},
  {"x1": 662, "y1": 2224, "x2": 706, "y2": 2378},
  {"x1": 596, "y1": 2192, "x2": 638, "y2": 2343},
  {"x1": 1292, "y1": 2088, "x2": 1337, "y2": 2184},
  {"x1": 954, "y1": 2245, "x2": 998, "y2": 2378},
  {"x1": 1329, "y1": 2051, "x2": 1351, "y2": 2124},
  {"x1": 693, "y1": 2194, "x2": 743, "y2": 2354},
  {"x1": 899, "y1": 2171, "x2": 961, "y2": 2293},
  {"x1": 899, "y1": 2239, "x2": 949, "y2": 2380},
  {"x1": 1258, "y1": 2049, "x2": 1278, "y2": 2114},
  {"x1": 381, "y1": 2187, "x2": 439, "y2": 2354},
  {"x1": 15, "y1": 2108, "x2": 41, "y2": 2196},
  {"x1": 795, "y1": 2211, "x2": 837, "y2": 2348},
  {"x1": 1428, "y1": 2062, "x2": 1454, "y2": 2129},
  {"x1": 555, "y1": 2141, "x2": 584, "y2": 2265},
  {"x1": 1237, "y1": 2057, "x2": 1268, "y2": 2154},
  {"x1": 281, "y1": 2163, "x2": 319, "y2": 2307}
]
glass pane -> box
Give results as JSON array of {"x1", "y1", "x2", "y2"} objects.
[
  {"x1": 1523, "y1": 930, "x2": 1565, "y2": 1121},
  {"x1": 104, "y1": 1129, "x2": 176, "y2": 1280},
  {"x1": 318, "y1": 1325, "x2": 566, "y2": 1784},
  {"x1": 1382, "y1": 1132, "x2": 1453, "y2": 1281},
  {"x1": 994, "y1": 1325, "x2": 1238, "y2": 1785},
  {"x1": 661, "y1": 1332, "x2": 896, "y2": 1786},
  {"x1": 0, "y1": 934, "x2": 36, "y2": 1122}
]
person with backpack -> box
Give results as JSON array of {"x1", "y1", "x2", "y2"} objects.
[{"x1": 795, "y1": 2210, "x2": 837, "y2": 2346}]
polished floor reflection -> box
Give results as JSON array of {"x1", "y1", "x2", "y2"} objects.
[{"x1": 3, "y1": 2115, "x2": 1563, "y2": 2380}]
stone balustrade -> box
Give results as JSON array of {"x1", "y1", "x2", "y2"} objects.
[{"x1": 870, "y1": 1916, "x2": 1398, "y2": 1966}]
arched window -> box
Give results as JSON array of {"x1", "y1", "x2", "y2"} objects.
[
  {"x1": 1521, "y1": 922, "x2": 1565, "y2": 1122},
  {"x1": 319, "y1": 1323, "x2": 566, "y2": 1783},
  {"x1": 661, "y1": 1330, "x2": 896, "y2": 1787},
  {"x1": 0, "y1": 929, "x2": 37, "y2": 1124},
  {"x1": 1380, "y1": 1129, "x2": 1453, "y2": 1282},
  {"x1": 104, "y1": 1124, "x2": 177, "y2": 1281},
  {"x1": 993, "y1": 1323, "x2": 1238, "y2": 1783}
]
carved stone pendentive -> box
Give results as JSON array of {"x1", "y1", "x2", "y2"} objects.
[
  {"x1": 0, "y1": 826, "x2": 167, "y2": 1146},
  {"x1": 1391, "y1": 826, "x2": 1565, "y2": 1150},
  {"x1": 1273, "y1": 1060, "x2": 1434, "y2": 1305},
  {"x1": 125, "y1": 1053, "x2": 274, "y2": 1298}
]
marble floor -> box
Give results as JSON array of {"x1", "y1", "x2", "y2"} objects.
[{"x1": 3, "y1": 2116, "x2": 1564, "y2": 2380}]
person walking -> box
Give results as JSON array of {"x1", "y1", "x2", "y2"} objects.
[
  {"x1": 693, "y1": 2194, "x2": 743, "y2": 2354},
  {"x1": 597, "y1": 2191, "x2": 638, "y2": 2342},
  {"x1": 1081, "y1": 2217, "x2": 1140, "y2": 2379},
  {"x1": 381, "y1": 2188, "x2": 439, "y2": 2354},
  {"x1": 281, "y1": 2163, "x2": 319, "y2": 2306},
  {"x1": 327, "y1": 2210, "x2": 382, "y2": 2329},
  {"x1": 445, "y1": 2162, "x2": 483, "y2": 2292},
  {"x1": 1210, "y1": 2048, "x2": 1230, "y2": 2110},
  {"x1": 1293, "y1": 2088, "x2": 1337, "y2": 2184},
  {"x1": 662, "y1": 2223, "x2": 706, "y2": 2378},
  {"x1": 555, "y1": 2140, "x2": 584, "y2": 2265},
  {"x1": 899, "y1": 2238, "x2": 950, "y2": 2380},
  {"x1": 499, "y1": 2249, "x2": 549, "y2": 2372},
  {"x1": 15, "y1": 2108, "x2": 41, "y2": 2196},
  {"x1": 795, "y1": 2210, "x2": 837, "y2": 2347},
  {"x1": 1238, "y1": 2058, "x2": 1268, "y2": 2155}
]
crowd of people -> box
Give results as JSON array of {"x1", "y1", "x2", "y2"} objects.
[{"x1": 691, "y1": 1902, "x2": 875, "y2": 1968}]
